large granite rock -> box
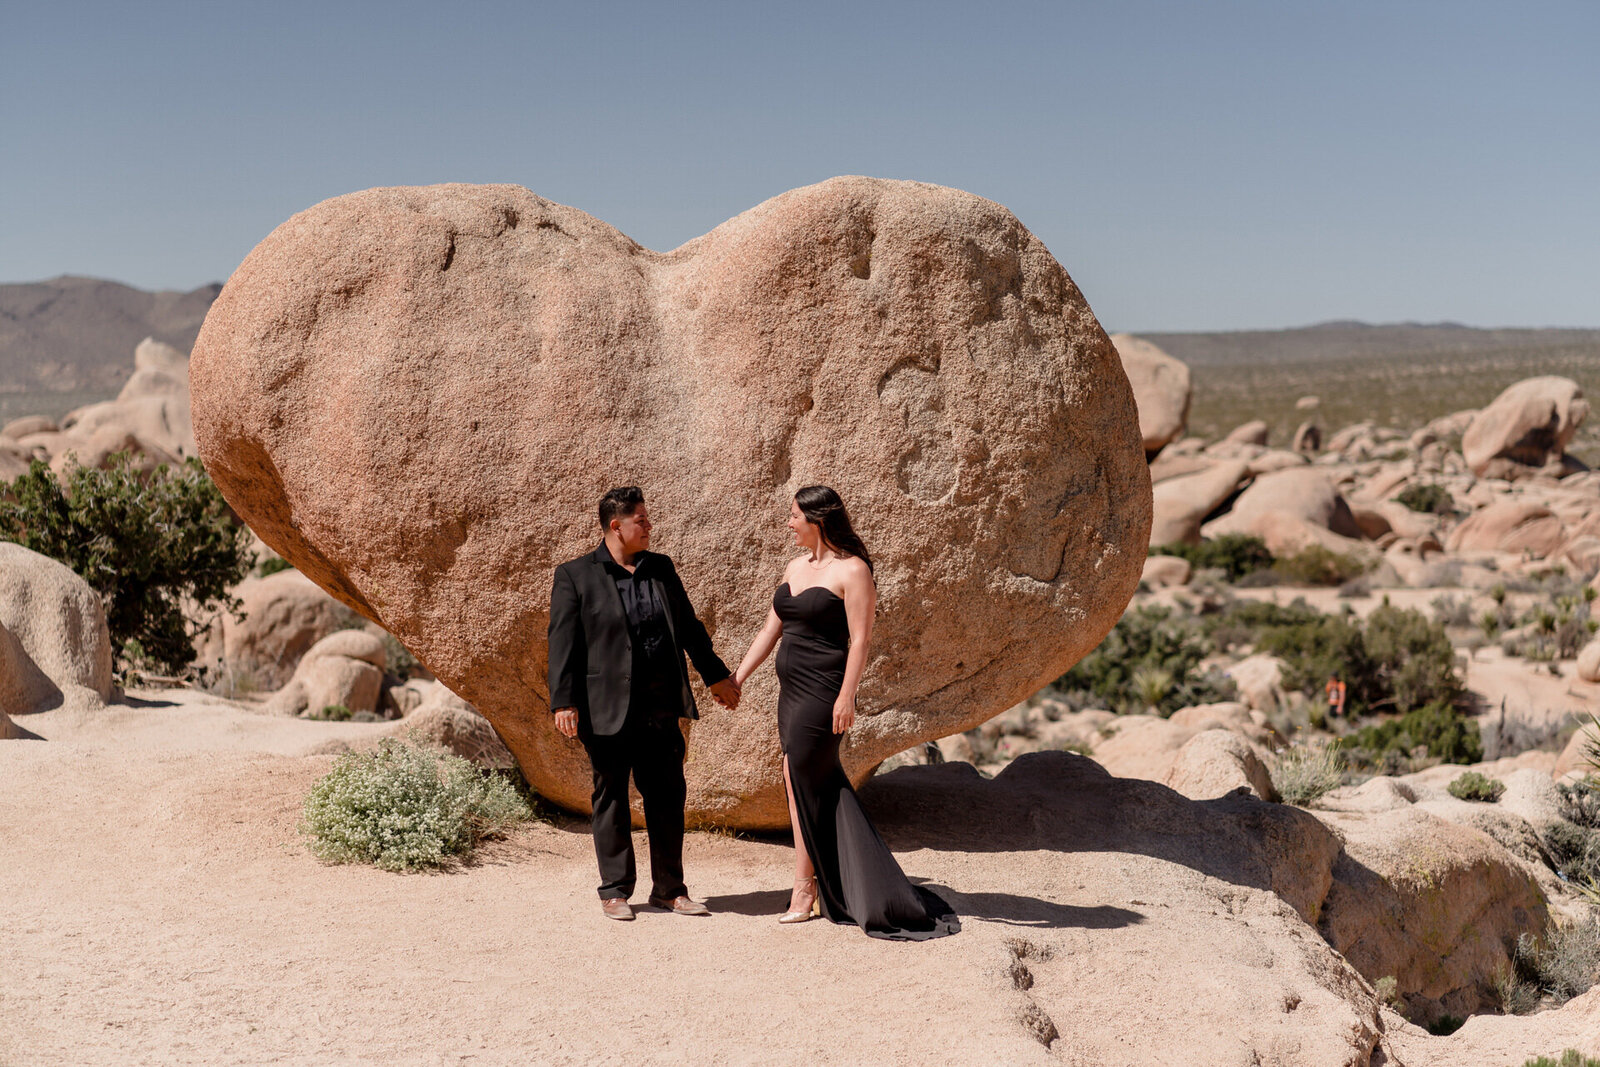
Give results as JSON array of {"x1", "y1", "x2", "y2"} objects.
[
  {"x1": 190, "y1": 178, "x2": 1152, "y2": 829},
  {"x1": 1444, "y1": 499, "x2": 1566, "y2": 559},
  {"x1": 1148, "y1": 460, "x2": 1250, "y2": 547},
  {"x1": 0, "y1": 542, "x2": 112, "y2": 715},
  {"x1": 1462, "y1": 376, "x2": 1589, "y2": 477},
  {"x1": 264, "y1": 629, "x2": 386, "y2": 718},
  {"x1": 1109, "y1": 333, "x2": 1190, "y2": 458},
  {"x1": 1317, "y1": 806, "x2": 1549, "y2": 1025},
  {"x1": 203, "y1": 568, "x2": 356, "y2": 688}
]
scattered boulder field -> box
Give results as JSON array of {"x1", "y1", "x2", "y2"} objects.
[{"x1": 3, "y1": 186, "x2": 1599, "y2": 1063}]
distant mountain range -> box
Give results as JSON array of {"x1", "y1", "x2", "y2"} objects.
[
  {"x1": 0, "y1": 276, "x2": 220, "y2": 393},
  {"x1": 2, "y1": 276, "x2": 1596, "y2": 393},
  {"x1": 1140, "y1": 321, "x2": 1600, "y2": 367}
]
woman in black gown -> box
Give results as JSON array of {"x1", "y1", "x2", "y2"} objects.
[{"x1": 733, "y1": 486, "x2": 959, "y2": 941}]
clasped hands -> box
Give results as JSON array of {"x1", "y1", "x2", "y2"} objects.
[{"x1": 552, "y1": 676, "x2": 743, "y2": 739}]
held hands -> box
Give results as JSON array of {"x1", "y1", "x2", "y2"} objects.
[
  {"x1": 553, "y1": 708, "x2": 579, "y2": 738},
  {"x1": 709, "y1": 677, "x2": 741, "y2": 710},
  {"x1": 832, "y1": 695, "x2": 856, "y2": 734}
]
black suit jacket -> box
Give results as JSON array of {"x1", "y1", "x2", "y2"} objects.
[{"x1": 547, "y1": 544, "x2": 731, "y2": 736}]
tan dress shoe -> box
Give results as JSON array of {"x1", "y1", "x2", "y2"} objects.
[
  {"x1": 647, "y1": 894, "x2": 711, "y2": 916},
  {"x1": 601, "y1": 898, "x2": 635, "y2": 921}
]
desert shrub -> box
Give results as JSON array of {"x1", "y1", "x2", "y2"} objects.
[
  {"x1": 1396, "y1": 483, "x2": 1455, "y2": 515},
  {"x1": 300, "y1": 739, "x2": 534, "y2": 871},
  {"x1": 194, "y1": 660, "x2": 269, "y2": 700},
  {"x1": 1447, "y1": 771, "x2": 1505, "y2": 802},
  {"x1": 0, "y1": 454, "x2": 251, "y2": 675},
  {"x1": 1522, "y1": 1053, "x2": 1600, "y2": 1067},
  {"x1": 1496, "y1": 965, "x2": 1540, "y2": 1015},
  {"x1": 1272, "y1": 743, "x2": 1344, "y2": 806},
  {"x1": 1266, "y1": 602, "x2": 1463, "y2": 718},
  {"x1": 1259, "y1": 611, "x2": 1374, "y2": 709},
  {"x1": 1543, "y1": 821, "x2": 1600, "y2": 887},
  {"x1": 1273, "y1": 544, "x2": 1372, "y2": 586},
  {"x1": 1558, "y1": 776, "x2": 1600, "y2": 830},
  {"x1": 1200, "y1": 596, "x2": 1324, "y2": 652},
  {"x1": 1149, "y1": 534, "x2": 1275, "y2": 581},
  {"x1": 307, "y1": 703, "x2": 353, "y2": 721},
  {"x1": 1345, "y1": 701, "x2": 1483, "y2": 767},
  {"x1": 257, "y1": 556, "x2": 294, "y2": 577},
  {"x1": 1055, "y1": 605, "x2": 1214, "y2": 715},
  {"x1": 381, "y1": 632, "x2": 421, "y2": 682},
  {"x1": 1431, "y1": 594, "x2": 1474, "y2": 629},
  {"x1": 1338, "y1": 575, "x2": 1373, "y2": 598},
  {"x1": 1372, "y1": 975, "x2": 1402, "y2": 1012},
  {"x1": 1512, "y1": 917, "x2": 1600, "y2": 1005}
]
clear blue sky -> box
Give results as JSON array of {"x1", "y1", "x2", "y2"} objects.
[{"x1": 3, "y1": 1, "x2": 1596, "y2": 331}]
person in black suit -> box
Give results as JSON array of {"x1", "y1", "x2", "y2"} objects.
[{"x1": 548, "y1": 486, "x2": 742, "y2": 921}]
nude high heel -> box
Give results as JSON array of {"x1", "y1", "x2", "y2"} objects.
[{"x1": 778, "y1": 878, "x2": 820, "y2": 924}]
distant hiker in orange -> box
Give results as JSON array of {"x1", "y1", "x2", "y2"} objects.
[{"x1": 1325, "y1": 675, "x2": 1347, "y2": 719}]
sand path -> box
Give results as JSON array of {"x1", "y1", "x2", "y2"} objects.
[{"x1": 2, "y1": 697, "x2": 1043, "y2": 1066}]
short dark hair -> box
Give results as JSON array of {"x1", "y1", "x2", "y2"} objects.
[{"x1": 598, "y1": 486, "x2": 645, "y2": 529}]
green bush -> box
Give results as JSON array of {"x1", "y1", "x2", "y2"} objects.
[
  {"x1": 1055, "y1": 606, "x2": 1234, "y2": 715},
  {"x1": 1522, "y1": 1053, "x2": 1600, "y2": 1067},
  {"x1": 1266, "y1": 602, "x2": 1463, "y2": 717},
  {"x1": 1513, "y1": 917, "x2": 1600, "y2": 1005},
  {"x1": 308, "y1": 703, "x2": 353, "y2": 721},
  {"x1": 1447, "y1": 771, "x2": 1505, "y2": 802},
  {"x1": 0, "y1": 454, "x2": 251, "y2": 675},
  {"x1": 1272, "y1": 744, "x2": 1344, "y2": 806},
  {"x1": 1273, "y1": 544, "x2": 1372, "y2": 586},
  {"x1": 1345, "y1": 702, "x2": 1483, "y2": 767},
  {"x1": 300, "y1": 740, "x2": 534, "y2": 871},
  {"x1": 1149, "y1": 534, "x2": 1275, "y2": 581},
  {"x1": 1543, "y1": 820, "x2": 1600, "y2": 886},
  {"x1": 257, "y1": 556, "x2": 294, "y2": 577},
  {"x1": 1201, "y1": 596, "x2": 1324, "y2": 653},
  {"x1": 1396, "y1": 483, "x2": 1456, "y2": 515}
]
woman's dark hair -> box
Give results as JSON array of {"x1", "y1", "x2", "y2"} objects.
[
  {"x1": 598, "y1": 486, "x2": 645, "y2": 529},
  {"x1": 794, "y1": 485, "x2": 873, "y2": 573}
]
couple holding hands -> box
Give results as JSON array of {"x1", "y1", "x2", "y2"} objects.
[{"x1": 548, "y1": 485, "x2": 958, "y2": 941}]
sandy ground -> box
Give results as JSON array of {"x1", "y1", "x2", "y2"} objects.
[
  {"x1": 2, "y1": 696, "x2": 1047, "y2": 1067},
  {"x1": 5, "y1": 692, "x2": 1595, "y2": 1066}
]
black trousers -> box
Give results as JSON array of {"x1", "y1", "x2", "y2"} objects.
[{"x1": 580, "y1": 704, "x2": 688, "y2": 900}]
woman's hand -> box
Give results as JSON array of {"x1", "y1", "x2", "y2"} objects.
[{"x1": 832, "y1": 695, "x2": 856, "y2": 734}]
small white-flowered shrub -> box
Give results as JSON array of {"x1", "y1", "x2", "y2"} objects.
[{"x1": 300, "y1": 739, "x2": 533, "y2": 871}]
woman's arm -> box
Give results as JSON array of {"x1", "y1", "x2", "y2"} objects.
[
  {"x1": 833, "y1": 558, "x2": 876, "y2": 733},
  {"x1": 734, "y1": 608, "x2": 784, "y2": 688}
]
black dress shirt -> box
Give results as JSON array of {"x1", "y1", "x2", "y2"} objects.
[{"x1": 597, "y1": 543, "x2": 681, "y2": 709}]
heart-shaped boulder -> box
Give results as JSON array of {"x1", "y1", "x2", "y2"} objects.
[{"x1": 191, "y1": 177, "x2": 1151, "y2": 829}]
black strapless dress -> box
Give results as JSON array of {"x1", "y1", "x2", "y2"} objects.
[{"x1": 773, "y1": 582, "x2": 960, "y2": 941}]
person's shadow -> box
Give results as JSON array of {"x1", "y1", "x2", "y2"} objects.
[{"x1": 702, "y1": 881, "x2": 1142, "y2": 929}]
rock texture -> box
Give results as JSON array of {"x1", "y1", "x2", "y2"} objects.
[
  {"x1": 398, "y1": 683, "x2": 516, "y2": 770},
  {"x1": 865, "y1": 755, "x2": 1383, "y2": 1064},
  {"x1": 0, "y1": 542, "x2": 112, "y2": 716},
  {"x1": 264, "y1": 630, "x2": 386, "y2": 718},
  {"x1": 1444, "y1": 499, "x2": 1566, "y2": 558},
  {"x1": 1148, "y1": 460, "x2": 1250, "y2": 547},
  {"x1": 202, "y1": 569, "x2": 356, "y2": 688},
  {"x1": 190, "y1": 178, "x2": 1152, "y2": 829},
  {"x1": 1161, "y1": 728, "x2": 1277, "y2": 801},
  {"x1": 1318, "y1": 807, "x2": 1549, "y2": 1024},
  {"x1": 1462, "y1": 376, "x2": 1588, "y2": 476},
  {"x1": 1110, "y1": 333, "x2": 1190, "y2": 458}
]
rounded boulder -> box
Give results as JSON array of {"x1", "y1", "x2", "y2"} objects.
[
  {"x1": 190, "y1": 178, "x2": 1152, "y2": 829},
  {"x1": 1110, "y1": 333, "x2": 1191, "y2": 458},
  {"x1": 0, "y1": 542, "x2": 113, "y2": 715}
]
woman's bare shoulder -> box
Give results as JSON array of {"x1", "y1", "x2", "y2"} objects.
[{"x1": 837, "y1": 555, "x2": 875, "y2": 588}]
